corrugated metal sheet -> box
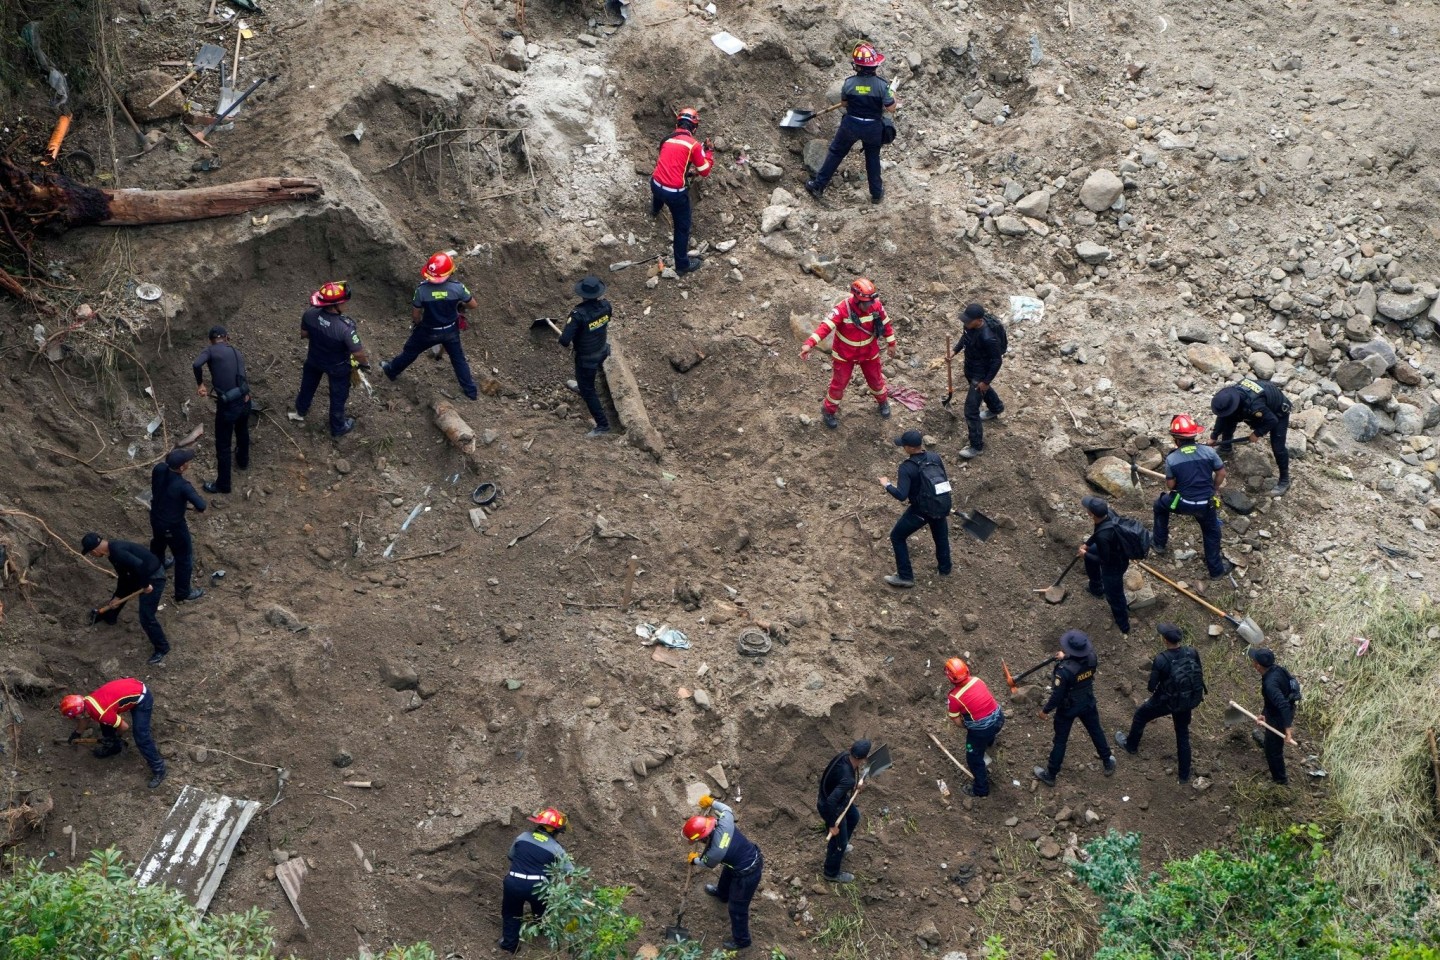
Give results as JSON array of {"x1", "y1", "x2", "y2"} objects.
[{"x1": 134, "y1": 785, "x2": 260, "y2": 912}]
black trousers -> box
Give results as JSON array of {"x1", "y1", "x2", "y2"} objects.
[
  {"x1": 963, "y1": 379, "x2": 1004, "y2": 449},
  {"x1": 99, "y1": 690, "x2": 165, "y2": 774},
  {"x1": 1125, "y1": 698, "x2": 1192, "y2": 782},
  {"x1": 711, "y1": 852, "x2": 762, "y2": 948},
  {"x1": 890, "y1": 508, "x2": 951, "y2": 580},
  {"x1": 213, "y1": 401, "x2": 251, "y2": 493},
  {"x1": 1218, "y1": 414, "x2": 1290, "y2": 481},
  {"x1": 651, "y1": 182, "x2": 694, "y2": 272},
  {"x1": 149, "y1": 521, "x2": 194, "y2": 600},
  {"x1": 965, "y1": 711, "x2": 1005, "y2": 795},
  {"x1": 295, "y1": 363, "x2": 351, "y2": 435},
  {"x1": 812, "y1": 115, "x2": 884, "y2": 199},
  {"x1": 1084, "y1": 554, "x2": 1130, "y2": 633},
  {"x1": 1263, "y1": 726, "x2": 1288, "y2": 784},
  {"x1": 574, "y1": 358, "x2": 609, "y2": 430},
  {"x1": 819, "y1": 802, "x2": 858, "y2": 878},
  {"x1": 499, "y1": 876, "x2": 545, "y2": 951},
  {"x1": 1047, "y1": 704, "x2": 1112, "y2": 776},
  {"x1": 387, "y1": 327, "x2": 477, "y2": 400},
  {"x1": 98, "y1": 575, "x2": 168, "y2": 654}
]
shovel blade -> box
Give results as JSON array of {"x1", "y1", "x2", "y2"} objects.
[
  {"x1": 664, "y1": 925, "x2": 691, "y2": 944},
  {"x1": 1042, "y1": 585, "x2": 1067, "y2": 604},
  {"x1": 195, "y1": 43, "x2": 226, "y2": 70},
  {"x1": 779, "y1": 109, "x2": 815, "y2": 128},
  {"x1": 865, "y1": 744, "x2": 893, "y2": 778},
  {"x1": 1235, "y1": 618, "x2": 1265, "y2": 645},
  {"x1": 959, "y1": 510, "x2": 997, "y2": 542},
  {"x1": 1223, "y1": 704, "x2": 1251, "y2": 728}
]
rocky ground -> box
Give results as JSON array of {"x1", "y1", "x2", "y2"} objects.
[{"x1": 1, "y1": 0, "x2": 1438, "y2": 957}]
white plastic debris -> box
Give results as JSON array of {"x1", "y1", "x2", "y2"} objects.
[{"x1": 711, "y1": 32, "x2": 745, "y2": 55}]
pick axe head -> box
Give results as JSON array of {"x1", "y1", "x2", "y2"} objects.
[{"x1": 1002, "y1": 660, "x2": 1019, "y2": 694}]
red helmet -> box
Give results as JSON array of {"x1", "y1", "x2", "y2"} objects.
[
  {"x1": 422, "y1": 252, "x2": 455, "y2": 282},
  {"x1": 850, "y1": 277, "x2": 878, "y2": 305},
  {"x1": 311, "y1": 281, "x2": 351, "y2": 307},
  {"x1": 528, "y1": 807, "x2": 568, "y2": 831},
  {"x1": 676, "y1": 107, "x2": 701, "y2": 130},
  {"x1": 945, "y1": 657, "x2": 970, "y2": 685},
  {"x1": 59, "y1": 694, "x2": 85, "y2": 718},
  {"x1": 1169, "y1": 414, "x2": 1203, "y2": 439},
  {"x1": 683, "y1": 815, "x2": 715, "y2": 842},
  {"x1": 852, "y1": 42, "x2": 885, "y2": 68}
]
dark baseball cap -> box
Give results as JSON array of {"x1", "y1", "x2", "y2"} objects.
[
  {"x1": 1247, "y1": 647, "x2": 1276, "y2": 668},
  {"x1": 165, "y1": 448, "x2": 195, "y2": 469},
  {"x1": 894, "y1": 430, "x2": 924, "y2": 448},
  {"x1": 1060, "y1": 629, "x2": 1093, "y2": 657},
  {"x1": 1081, "y1": 495, "x2": 1110, "y2": 516},
  {"x1": 80, "y1": 532, "x2": 101, "y2": 555},
  {"x1": 1212, "y1": 386, "x2": 1243, "y2": 418},
  {"x1": 963, "y1": 303, "x2": 985, "y2": 320},
  {"x1": 208, "y1": 325, "x2": 228, "y2": 340},
  {"x1": 850, "y1": 739, "x2": 872, "y2": 759},
  {"x1": 1157, "y1": 623, "x2": 1183, "y2": 644}
]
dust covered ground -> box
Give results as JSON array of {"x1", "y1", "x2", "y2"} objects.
[{"x1": 2, "y1": 0, "x2": 1439, "y2": 956}]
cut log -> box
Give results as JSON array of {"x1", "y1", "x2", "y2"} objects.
[
  {"x1": 604, "y1": 337, "x2": 664, "y2": 461},
  {"x1": 432, "y1": 399, "x2": 476, "y2": 449}
]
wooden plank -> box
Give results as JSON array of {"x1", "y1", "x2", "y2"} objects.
[{"x1": 134, "y1": 785, "x2": 260, "y2": 912}]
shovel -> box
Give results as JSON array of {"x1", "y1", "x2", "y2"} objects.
[
  {"x1": 779, "y1": 100, "x2": 844, "y2": 129},
  {"x1": 925, "y1": 731, "x2": 974, "y2": 780},
  {"x1": 1136, "y1": 561, "x2": 1265, "y2": 645},
  {"x1": 941, "y1": 345, "x2": 955, "y2": 409},
  {"x1": 664, "y1": 860, "x2": 695, "y2": 943},
  {"x1": 189, "y1": 74, "x2": 275, "y2": 144},
  {"x1": 1033, "y1": 555, "x2": 1080, "y2": 604},
  {"x1": 954, "y1": 507, "x2": 997, "y2": 542},
  {"x1": 148, "y1": 43, "x2": 225, "y2": 109},
  {"x1": 824, "y1": 744, "x2": 893, "y2": 838},
  {"x1": 88, "y1": 585, "x2": 150, "y2": 625},
  {"x1": 529, "y1": 317, "x2": 564, "y2": 345},
  {"x1": 1002, "y1": 654, "x2": 1057, "y2": 694},
  {"x1": 1223, "y1": 700, "x2": 1301, "y2": 750}
]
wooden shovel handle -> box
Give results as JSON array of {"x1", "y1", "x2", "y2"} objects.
[
  {"x1": 99, "y1": 585, "x2": 148, "y2": 614},
  {"x1": 1136, "y1": 561, "x2": 1227, "y2": 619},
  {"x1": 148, "y1": 70, "x2": 196, "y2": 109},
  {"x1": 1227, "y1": 700, "x2": 1300, "y2": 749},
  {"x1": 925, "y1": 731, "x2": 974, "y2": 780}
]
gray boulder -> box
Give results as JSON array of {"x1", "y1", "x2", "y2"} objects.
[
  {"x1": 1340, "y1": 404, "x2": 1380, "y2": 442},
  {"x1": 1079, "y1": 169, "x2": 1124, "y2": 212}
]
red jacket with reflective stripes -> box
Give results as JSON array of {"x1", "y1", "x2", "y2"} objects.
[
  {"x1": 947, "y1": 677, "x2": 999, "y2": 724},
  {"x1": 651, "y1": 129, "x2": 713, "y2": 190},
  {"x1": 805, "y1": 296, "x2": 895, "y2": 363},
  {"x1": 83, "y1": 678, "x2": 147, "y2": 728}
]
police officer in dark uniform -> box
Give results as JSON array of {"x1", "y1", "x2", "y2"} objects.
[
  {"x1": 557, "y1": 275, "x2": 613, "y2": 438},
  {"x1": 816, "y1": 739, "x2": 871, "y2": 883},
  {"x1": 1211, "y1": 377, "x2": 1294, "y2": 497},
  {"x1": 1248, "y1": 647, "x2": 1296, "y2": 785},
  {"x1": 805, "y1": 42, "x2": 897, "y2": 204},
  {"x1": 1034, "y1": 629, "x2": 1116, "y2": 786},
  {"x1": 295, "y1": 282, "x2": 369, "y2": 437},
  {"x1": 193, "y1": 326, "x2": 251, "y2": 495},
  {"x1": 1115, "y1": 624, "x2": 1205, "y2": 783},
  {"x1": 382, "y1": 252, "x2": 479, "y2": 401},
  {"x1": 498, "y1": 806, "x2": 572, "y2": 953},
  {"x1": 1080, "y1": 495, "x2": 1130, "y2": 635},
  {"x1": 950, "y1": 303, "x2": 1005, "y2": 459},
  {"x1": 685, "y1": 796, "x2": 763, "y2": 951},
  {"x1": 878, "y1": 430, "x2": 952, "y2": 588},
  {"x1": 1153, "y1": 414, "x2": 1232, "y2": 579},
  {"x1": 149, "y1": 448, "x2": 206, "y2": 604},
  {"x1": 81, "y1": 532, "x2": 171, "y2": 665}
]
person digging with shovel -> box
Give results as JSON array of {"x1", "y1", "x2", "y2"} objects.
[
  {"x1": 294, "y1": 281, "x2": 370, "y2": 437},
  {"x1": 81, "y1": 532, "x2": 170, "y2": 665},
  {"x1": 1247, "y1": 647, "x2": 1296, "y2": 785},
  {"x1": 59, "y1": 678, "x2": 166, "y2": 789},
  {"x1": 558, "y1": 275, "x2": 613, "y2": 438},
  {"x1": 817, "y1": 739, "x2": 872, "y2": 883},
  {"x1": 650, "y1": 106, "x2": 713, "y2": 275},
  {"x1": 804, "y1": 42, "x2": 896, "y2": 204},
  {"x1": 381, "y1": 253, "x2": 480, "y2": 401},
  {"x1": 1034, "y1": 630, "x2": 1116, "y2": 786},
  {"x1": 498, "y1": 806, "x2": 572, "y2": 953},
  {"x1": 878, "y1": 430, "x2": 952, "y2": 588},
  {"x1": 685, "y1": 795, "x2": 763, "y2": 952},
  {"x1": 1114, "y1": 624, "x2": 1205, "y2": 784},
  {"x1": 1080, "y1": 495, "x2": 1130, "y2": 635},
  {"x1": 945, "y1": 659, "x2": 1004, "y2": 797}
]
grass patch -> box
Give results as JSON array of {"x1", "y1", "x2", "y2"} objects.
[
  {"x1": 975, "y1": 837, "x2": 1095, "y2": 960},
  {"x1": 809, "y1": 887, "x2": 899, "y2": 960},
  {"x1": 1253, "y1": 580, "x2": 1440, "y2": 911}
]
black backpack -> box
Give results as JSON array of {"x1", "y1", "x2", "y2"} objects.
[
  {"x1": 1279, "y1": 666, "x2": 1302, "y2": 704},
  {"x1": 983, "y1": 313, "x2": 1009, "y2": 355},
  {"x1": 910, "y1": 452, "x2": 953, "y2": 519},
  {"x1": 1162, "y1": 647, "x2": 1206, "y2": 711},
  {"x1": 1110, "y1": 513, "x2": 1152, "y2": 560}
]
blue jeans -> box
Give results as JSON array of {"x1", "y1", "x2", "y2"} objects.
[
  {"x1": 812, "y1": 116, "x2": 884, "y2": 198},
  {"x1": 712, "y1": 852, "x2": 762, "y2": 947},
  {"x1": 499, "y1": 875, "x2": 545, "y2": 951},
  {"x1": 295, "y1": 362, "x2": 352, "y2": 435},
  {"x1": 1046, "y1": 704, "x2": 1111, "y2": 776},
  {"x1": 1153, "y1": 493, "x2": 1225, "y2": 575},
  {"x1": 100, "y1": 576, "x2": 168, "y2": 655},
  {"x1": 1125, "y1": 698, "x2": 1192, "y2": 782},
  {"x1": 890, "y1": 508, "x2": 952, "y2": 581},
  {"x1": 1084, "y1": 554, "x2": 1130, "y2": 633},
  {"x1": 820, "y1": 802, "x2": 859, "y2": 877},
  {"x1": 386, "y1": 326, "x2": 478, "y2": 400},
  {"x1": 650, "y1": 182, "x2": 693, "y2": 271},
  {"x1": 213, "y1": 400, "x2": 250, "y2": 492},
  {"x1": 100, "y1": 690, "x2": 164, "y2": 774},
  {"x1": 149, "y1": 521, "x2": 194, "y2": 600},
  {"x1": 575, "y1": 358, "x2": 609, "y2": 430},
  {"x1": 964, "y1": 381, "x2": 1004, "y2": 449},
  {"x1": 965, "y1": 710, "x2": 1005, "y2": 795}
]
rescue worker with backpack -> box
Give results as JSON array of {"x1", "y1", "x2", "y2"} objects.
[
  {"x1": 948, "y1": 303, "x2": 1006, "y2": 459},
  {"x1": 1079, "y1": 496, "x2": 1135, "y2": 635},
  {"x1": 804, "y1": 42, "x2": 897, "y2": 204},
  {"x1": 1247, "y1": 647, "x2": 1299, "y2": 785},
  {"x1": 944, "y1": 658, "x2": 1004, "y2": 797},
  {"x1": 1210, "y1": 377, "x2": 1294, "y2": 497},
  {"x1": 1153, "y1": 414, "x2": 1233, "y2": 579},
  {"x1": 1034, "y1": 629, "x2": 1116, "y2": 786},
  {"x1": 878, "y1": 430, "x2": 952, "y2": 588},
  {"x1": 1114, "y1": 623, "x2": 1204, "y2": 784},
  {"x1": 801, "y1": 278, "x2": 897, "y2": 429}
]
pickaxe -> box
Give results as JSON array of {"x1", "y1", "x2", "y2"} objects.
[
  {"x1": 1002, "y1": 654, "x2": 1058, "y2": 695},
  {"x1": 1128, "y1": 457, "x2": 1166, "y2": 486},
  {"x1": 1136, "y1": 561, "x2": 1265, "y2": 645}
]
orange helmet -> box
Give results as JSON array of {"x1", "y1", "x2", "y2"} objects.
[
  {"x1": 59, "y1": 694, "x2": 85, "y2": 718},
  {"x1": 1168, "y1": 414, "x2": 1203, "y2": 439},
  {"x1": 945, "y1": 657, "x2": 970, "y2": 685},
  {"x1": 676, "y1": 107, "x2": 701, "y2": 131},
  {"x1": 311, "y1": 281, "x2": 351, "y2": 308},
  {"x1": 422, "y1": 252, "x2": 455, "y2": 282},
  {"x1": 683, "y1": 815, "x2": 715, "y2": 842},
  {"x1": 850, "y1": 277, "x2": 878, "y2": 306},
  {"x1": 528, "y1": 807, "x2": 568, "y2": 831},
  {"x1": 852, "y1": 42, "x2": 885, "y2": 68}
]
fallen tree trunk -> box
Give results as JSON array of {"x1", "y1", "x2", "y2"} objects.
[
  {"x1": 604, "y1": 337, "x2": 665, "y2": 462},
  {"x1": 432, "y1": 399, "x2": 476, "y2": 450}
]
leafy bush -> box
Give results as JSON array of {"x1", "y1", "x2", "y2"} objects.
[{"x1": 0, "y1": 848, "x2": 434, "y2": 960}]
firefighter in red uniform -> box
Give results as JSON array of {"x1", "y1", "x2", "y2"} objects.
[
  {"x1": 945, "y1": 658, "x2": 1004, "y2": 797},
  {"x1": 650, "y1": 107, "x2": 713, "y2": 275},
  {"x1": 59, "y1": 678, "x2": 167, "y2": 789},
  {"x1": 800, "y1": 278, "x2": 896, "y2": 428}
]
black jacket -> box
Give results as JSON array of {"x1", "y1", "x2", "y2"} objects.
[
  {"x1": 301, "y1": 307, "x2": 364, "y2": 373},
  {"x1": 954, "y1": 323, "x2": 1004, "y2": 382},
  {"x1": 150, "y1": 462, "x2": 206, "y2": 528},
  {"x1": 1042, "y1": 653, "x2": 1098, "y2": 717},
  {"x1": 1086, "y1": 515, "x2": 1129, "y2": 574},
  {"x1": 1212, "y1": 378, "x2": 1290, "y2": 442},
  {"x1": 193, "y1": 342, "x2": 248, "y2": 398},
  {"x1": 560, "y1": 299, "x2": 612, "y2": 367},
  {"x1": 885, "y1": 451, "x2": 949, "y2": 518},
  {"x1": 816, "y1": 750, "x2": 857, "y2": 818},
  {"x1": 1260, "y1": 665, "x2": 1295, "y2": 730},
  {"x1": 841, "y1": 71, "x2": 893, "y2": 121},
  {"x1": 107, "y1": 539, "x2": 164, "y2": 594},
  {"x1": 1148, "y1": 646, "x2": 1201, "y2": 708}
]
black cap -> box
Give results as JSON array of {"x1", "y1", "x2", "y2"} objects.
[
  {"x1": 80, "y1": 532, "x2": 101, "y2": 555},
  {"x1": 1212, "y1": 387, "x2": 1243, "y2": 418},
  {"x1": 1060, "y1": 629, "x2": 1093, "y2": 657},
  {"x1": 1081, "y1": 495, "x2": 1110, "y2": 516},
  {"x1": 165, "y1": 448, "x2": 195, "y2": 469},
  {"x1": 894, "y1": 429, "x2": 924, "y2": 448},
  {"x1": 1157, "y1": 623, "x2": 1183, "y2": 645},
  {"x1": 963, "y1": 303, "x2": 985, "y2": 320},
  {"x1": 208, "y1": 325, "x2": 228, "y2": 340},
  {"x1": 850, "y1": 739, "x2": 872, "y2": 759},
  {"x1": 573, "y1": 275, "x2": 607, "y2": 299},
  {"x1": 1247, "y1": 647, "x2": 1276, "y2": 668}
]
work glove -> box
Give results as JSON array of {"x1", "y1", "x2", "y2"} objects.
[
  {"x1": 68, "y1": 730, "x2": 80, "y2": 744},
  {"x1": 698, "y1": 794, "x2": 714, "y2": 809},
  {"x1": 357, "y1": 363, "x2": 372, "y2": 372},
  {"x1": 687, "y1": 851, "x2": 701, "y2": 864}
]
